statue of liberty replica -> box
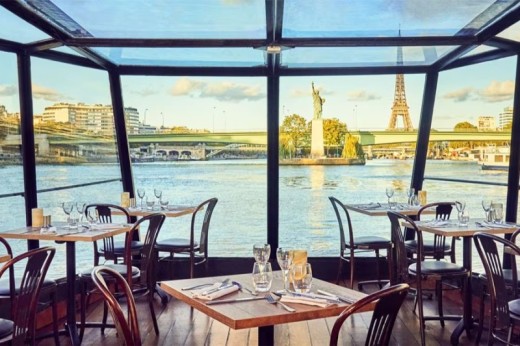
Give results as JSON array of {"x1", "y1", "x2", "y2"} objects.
[{"x1": 311, "y1": 82, "x2": 325, "y2": 158}]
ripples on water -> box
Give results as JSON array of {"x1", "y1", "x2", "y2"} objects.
[{"x1": 0, "y1": 159, "x2": 509, "y2": 277}]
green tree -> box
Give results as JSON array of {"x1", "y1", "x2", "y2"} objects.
[
  {"x1": 280, "y1": 114, "x2": 307, "y2": 157},
  {"x1": 454, "y1": 121, "x2": 477, "y2": 131},
  {"x1": 503, "y1": 121, "x2": 513, "y2": 131},
  {"x1": 342, "y1": 132, "x2": 364, "y2": 159},
  {"x1": 323, "y1": 118, "x2": 348, "y2": 156}
]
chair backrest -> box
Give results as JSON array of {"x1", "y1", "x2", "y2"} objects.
[
  {"x1": 329, "y1": 197, "x2": 354, "y2": 254},
  {"x1": 125, "y1": 213, "x2": 166, "y2": 289},
  {"x1": 387, "y1": 211, "x2": 423, "y2": 284},
  {"x1": 474, "y1": 232, "x2": 520, "y2": 335},
  {"x1": 329, "y1": 283, "x2": 410, "y2": 346},
  {"x1": 417, "y1": 202, "x2": 455, "y2": 259},
  {"x1": 92, "y1": 266, "x2": 141, "y2": 346},
  {"x1": 0, "y1": 247, "x2": 55, "y2": 344},
  {"x1": 192, "y1": 198, "x2": 218, "y2": 256}
]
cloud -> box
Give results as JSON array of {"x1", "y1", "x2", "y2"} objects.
[
  {"x1": 477, "y1": 80, "x2": 514, "y2": 103},
  {"x1": 131, "y1": 88, "x2": 159, "y2": 97},
  {"x1": 170, "y1": 77, "x2": 265, "y2": 102},
  {"x1": 0, "y1": 84, "x2": 17, "y2": 96},
  {"x1": 443, "y1": 87, "x2": 475, "y2": 102},
  {"x1": 291, "y1": 86, "x2": 333, "y2": 98},
  {"x1": 32, "y1": 84, "x2": 70, "y2": 102},
  {"x1": 346, "y1": 90, "x2": 381, "y2": 101}
]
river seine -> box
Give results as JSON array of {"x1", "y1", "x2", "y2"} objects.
[{"x1": 0, "y1": 159, "x2": 510, "y2": 278}]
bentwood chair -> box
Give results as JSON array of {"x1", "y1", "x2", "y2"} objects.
[
  {"x1": 388, "y1": 211, "x2": 469, "y2": 346},
  {"x1": 92, "y1": 266, "x2": 142, "y2": 346},
  {"x1": 156, "y1": 197, "x2": 218, "y2": 279},
  {"x1": 474, "y1": 231, "x2": 520, "y2": 345},
  {"x1": 0, "y1": 246, "x2": 55, "y2": 345},
  {"x1": 406, "y1": 202, "x2": 457, "y2": 262},
  {"x1": 329, "y1": 283, "x2": 410, "y2": 346},
  {"x1": 78, "y1": 213, "x2": 166, "y2": 340},
  {"x1": 85, "y1": 204, "x2": 136, "y2": 265},
  {"x1": 329, "y1": 196, "x2": 393, "y2": 290}
]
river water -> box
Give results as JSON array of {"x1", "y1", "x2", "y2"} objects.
[{"x1": 0, "y1": 159, "x2": 510, "y2": 278}]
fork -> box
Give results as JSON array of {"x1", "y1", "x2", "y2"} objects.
[
  {"x1": 241, "y1": 286, "x2": 258, "y2": 296},
  {"x1": 266, "y1": 293, "x2": 295, "y2": 312}
]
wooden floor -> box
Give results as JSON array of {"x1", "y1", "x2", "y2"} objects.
[{"x1": 37, "y1": 284, "x2": 489, "y2": 346}]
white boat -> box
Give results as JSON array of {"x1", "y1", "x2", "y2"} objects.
[{"x1": 478, "y1": 145, "x2": 509, "y2": 171}]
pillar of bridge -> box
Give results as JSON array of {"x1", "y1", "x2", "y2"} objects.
[{"x1": 311, "y1": 119, "x2": 325, "y2": 158}]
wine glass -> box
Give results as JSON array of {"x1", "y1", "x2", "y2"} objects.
[
  {"x1": 492, "y1": 204, "x2": 504, "y2": 224},
  {"x1": 137, "y1": 189, "x2": 146, "y2": 209},
  {"x1": 160, "y1": 197, "x2": 169, "y2": 210},
  {"x1": 482, "y1": 199, "x2": 492, "y2": 222},
  {"x1": 154, "y1": 189, "x2": 162, "y2": 206},
  {"x1": 276, "y1": 248, "x2": 293, "y2": 291},
  {"x1": 253, "y1": 243, "x2": 270, "y2": 264},
  {"x1": 61, "y1": 202, "x2": 73, "y2": 228},
  {"x1": 385, "y1": 187, "x2": 394, "y2": 206},
  {"x1": 407, "y1": 188, "x2": 415, "y2": 206},
  {"x1": 76, "y1": 202, "x2": 86, "y2": 222},
  {"x1": 86, "y1": 209, "x2": 99, "y2": 229}
]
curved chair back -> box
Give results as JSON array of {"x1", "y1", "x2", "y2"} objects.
[
  {"x1": 474, "y1": 232, "x2": 520, "y2": 339},
  {"x1": 0, "y1": 247, "x2": 55, "y2": 344},
  {"x1": 192, "y1": 198, "x2": 218, "y2": 259},
  {"x1": 417, "y1": 202, "x2": 456, "y2": 260},
  {"x1": 330, "y1": 283, "x2": 409, "y2": 346},
  {"x1": 329, "y1": 197, "x2": 354, "y2": 255},
  {"x1": 92, "y1": 266, "x2": 141, "y2": 346}
]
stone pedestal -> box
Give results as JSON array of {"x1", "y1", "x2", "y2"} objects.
[{"x1": 311, "y1": 119, "x2": 324, "y2": 158}]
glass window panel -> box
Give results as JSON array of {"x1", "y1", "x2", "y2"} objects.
[
  {"x1": 283, "y1": 0, "x2": 510, "y2": 38},
  {"x1": 281, "y1": 46, "x2": 457, "y2": 68},
  {"x1": 93, "y1": 47, "x2": 265, "y2": 67},
  {"x1": 279, "y1": 75, "x2": 424, "y2": 256},
  {"x1": 460, "y1": 45, "x2": 496, "y2": 58},
  {"x1": 0, "y1": 6, "x2": 50, "y2": 43},
  {"x1": 497, "y1": 21, "x2": 520, "y2": 42},
  {"x1": 31, "y1": 0, "x2": 266, "y2": 39},
  {"x1": 51, "y1": 46, "x2": 86, "y2": 57},
  {"x1": 31, "y1": 58, "x2": 122, "y2": 278},
  {"x1": 121, "y1": 75, "x2": 267, "y2": 257}
]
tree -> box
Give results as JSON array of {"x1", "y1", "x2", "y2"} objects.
[
  {"x1": 280, "y1": 114, "x2": 307, "y2": 157},
  {"x1": 342, "y1": 132, "x2": 364, "y2": 159},
  {"x1": 323, "y1": 118, "x2": 348, "y2": 156},
  {"x1": 454, "y1": 121, "x2": 477, "y2": 131}
]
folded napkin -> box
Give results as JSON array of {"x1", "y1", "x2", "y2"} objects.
[
  {"x1": 191, "y1": 283, "x2": 239, "y2": 301},
  {"x1": 358, "y1": 203, "x2": 381, "y2": 210},
  {"x1": 91, "y1": 223, "x2": 125, "y2": 230},
  {"x1": 425, "y1": 220, "x2": 449, "y2": 227},
  {"x1": 483, "y1": 221, "x2": 516, "y2": 229},
  {"x1": 280, "y1": 295, "x2": 333, "y2": 308}
]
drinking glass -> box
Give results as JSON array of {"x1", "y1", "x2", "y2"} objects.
[
  {"x1": 160, "y1": 197, "x2": 169, "y2": 210},
  {"x1": 276, "y1": 248, "x2": 293, "y2": 291},
  {"x1": 407, "y1": 188, "x2": 415, "y2": 206},
  {"x1": 492, "y1": 204, "x2": 504, "y2": 224},
  {"x1": 385, "y1": 187, "x2": 394, "y2": 206},
  {"x1": 76, "y1": 202, "x2": 86, "y2": 222},
  {"x1": 252, "y1": 262, "x2": 273, "y2": 293},
  {"x1": 458, "y1": 210, "x2": 470, "y2": 227},
  {"x1": 137, "y1": 189, "x2": 146, "y2": 209},
  {"x1": 253, "y1": 243, "x2": 270, "y2": 264},
  {"x1": 290, "y1": 263, "x2": 312, "y2": 293},
  {"x1": 482, "y1": 200, "x2": 492, "y2": 222},
  {"x1": 154, "y1": 189, "x2": 162, "y2": 206},
  {"x1": 62, "y1": 202, "x2": 73, "y2": 228},
  {"x1": 146, "y1": 196, "x2": 155, "y2": 210},
  {"x1": 86, "y1": 209, "x2": 99, "y2": 229}
]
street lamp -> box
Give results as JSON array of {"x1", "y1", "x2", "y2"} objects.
[
  {"x1": 143, "y1": 108, "x2": 148, "y2": 125},
  {"x1": 213, "y1": 106, "x2": 216, "y2": 133}
]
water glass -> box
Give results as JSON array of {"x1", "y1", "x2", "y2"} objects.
[
  {"x1": 482, "y1": 199, "x2": 492, "y2": 222},
  {"x1": 491, "y1": 203, "x2": 504, "y2": 223},
  {"x1": 458, "y1": 210, "x2": 470, "y2": 227},
  {"x1": 290, "y1": 263, "x2": 312, "y2": 293},
  {"x1": 86, "y1": 209, "x2": 99, "y2": 229},
  {"x1": 146, "y1": 196, "x2": 155, "y2": 210},
  {"x1": 253, "y1": 243, "x2": 271, "y2": 264},
  {"x1": 407, "y1": 188, "x2": 415, "y2": 206},
  {"x1": 385, "y1": 187, "x2": 394, "y2": 205},
  {"x1": 154, "y1": 189, "x2": 162, "y2": 205},
  {"x1": 160, "y1": 197, "x2": 169, "y2": 209},
  {"x1": 137, "y1": 189, "x2": 146, "y2": 209},
  {"x1": 62, "y1": 202, "x2": 73, "y2": 228},
  {"x1": 276, "y1": 248, "x2": 293, "y2": 291},
  {"x1": 252, "y1": 262, "x2": 273, "y2": 293}
]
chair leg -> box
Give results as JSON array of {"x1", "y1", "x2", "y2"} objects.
[
  {"x1": 336, "y1": 258, "x2": 343, "y2": 285},
  {"x1": 417, "y1": 282, "x2": 426, "y2": 346},
  {"x1": 476, "y1": 288, "x2": 486, "y2": 345},
  {"x1": 149, "y1": 294, "x2": 159, "y2": 335},
  {"x1": 51, "y1": 293, "x2": 60, "y2": 346},
  {"x1": 79, "y1": 280, "x2": 87, "y2": 342},
  {"x1": 101, "y1": 300, "x2": 108, "y2": 334},
  {"x1": 375, "y1": 250, "x2": 382, "y2": 289},
  {"x1": 436, "y1": 280, "x2": 445, "y2": 328}
]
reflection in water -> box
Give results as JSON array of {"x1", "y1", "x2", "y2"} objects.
[{"x1": 309, "y1": 165, "x2": 325, "y2": 190}]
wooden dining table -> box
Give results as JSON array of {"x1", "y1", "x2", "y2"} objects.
[
  {"x1": 0, "y1": 222, "x2": 132, "y2": 346},
  {"x1": 114, "y1": 205, "x2": 198, "y2": 218},
  {"x1": 160, "y1": 272, "x2": 371, "y2": 346},
  {"x1": 402, "y1": 218, "x2": 518, "y2": 345},
  {"x1": 344, "y1": 202, "x2": 429, "y2": 217}
]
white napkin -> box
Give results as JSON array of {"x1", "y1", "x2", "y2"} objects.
[
  {"x1": 484, "y1": 221, "x2": 516, "y2": 229},
  {"x1": 280, "y1": 296, "x2": 332, "y2": 308},
  {"x1": 425, "y1": 220, "x2": 449, "y2": 227},
  {"x1": 92, "y1": 223, "x2": 123, "y2": 230},
  {"x1": 191, "y1": 283, "x2": 239, "y2": 300},
  {"x1": 358, "y1": 203, "x2": 381, "y2": 210}
]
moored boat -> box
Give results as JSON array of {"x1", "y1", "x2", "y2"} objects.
[{"x1": 478, "y1": 145, "x2": 509, "y2": 171}]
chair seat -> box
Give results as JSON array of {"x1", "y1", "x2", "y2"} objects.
[
  {"x1": 100, "y1": 240, "x2": 143, "y2": 254},
  {"x1": 0, "y1": 318, "x2": 13, "y2": 339},
  {"x1": 80, "y1": 264, "x2": 140, "y2": 278},
  {"x1": 509, "y1": 299, "x2": 520, "y2": 318},
  {"x1": 0, "y1": 277, "x2": 56, "y2": 296},
  {"x1": 156, "y1": 238, "x2": 199, "y2": 251},
  {"x1": 349, "y1": 236, "x2": 391, "y2": 248},
  {"x1": 409, "y1": 261, "x2": 466, "y2": 275},
  {"x1": 405, "y1": 239, "x2": 451, "y2": 253}
]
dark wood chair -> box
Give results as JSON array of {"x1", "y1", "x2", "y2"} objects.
[
  {"x1": 406, "y1": 202, "x2": 457, "y2": 262},
  {"x1": 156, "y1": 197, "x2": 218, "y2": 278},
  {"x1": 329, "y1": 196, "x2": 392, "y2": 290},
  {"x1": 474, "y1": 231, "x2": 520, "y2": 345},
  {"x1": 0, "y1": 246, "x2": 55, "y2": 345},
  {"x1": 85, "y1": 203, "x2": 136, "y2": 265},
  {"x1": 388, "y1": 211, "x2": 469, "y2": 346},
  {"x1": 92, "y1": 266, "x2": 142, "y2": 346},
  {"x1": 329, "y1": 283, "x2": 409, "y2": 346},
  {"x1": 78, "y1": 213, "x2": 166, "y2": 340}
]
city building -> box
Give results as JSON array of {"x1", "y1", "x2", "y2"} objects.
[
  {"x1": 477, "y1": 116, "x2": 496, "y2": 131},
  {"x1": 499, "y1": 106, "x2": 513, "y2": 130}
]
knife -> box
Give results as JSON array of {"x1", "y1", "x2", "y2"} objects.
[
  {"x1": 201, "y1": 278, "x2": 230, "y2": 295},
  {"x1": 206, "y1": 296, "x2": 265, "y2": 305},
  {"x1": 317, "y1": 289, "x2": 357, "y2": 304}
]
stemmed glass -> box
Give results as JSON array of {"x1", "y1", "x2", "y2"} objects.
[
  {"x1": 76, "y1": 202, "x2": 86, "y2": 223},
  {"x1": 482, "y1": 200, "x2": 492, "y2": 222},
  {"x1": 253, "y1": 243, "x2": 271, "y2": 264},
  {"x1": 137, "y1": 189, "x2": 146, "y2": 209},
  {"x1": 86, "y1": 209, "x2": 99, "y2": 229},
  {"x1": 385, "y1": 187, "x2": 394, "y2": 206},
  {"x1": 407, "y1": 188, "x2": 415, "y2": 206},
  {"x1": 61, "y1": 202, "x2": 73, "y2": 228},
  {"x1": 154, "y1": 189, "x2": 162, "y2": 207},
  {"x1": 276, "y1": 248, "x2": 293, "y2": 291},
  {"x1": 456, "y1": 201, "x2": 466, "y2": 225}
]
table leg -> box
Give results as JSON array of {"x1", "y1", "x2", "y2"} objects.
[
  {"x1": 258, "y1": 325, "x2": 274, "y2": 346},
  {"x1": 65, "y1": 241, "x2": 80, "y2": 346},
  {"x1": 450, "y1": 236, "x2": 473, "y2": 345}
]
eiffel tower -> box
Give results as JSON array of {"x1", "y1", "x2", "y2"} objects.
[{"x1": 387, "y1": 32, "x2": 413, "y2": 131}]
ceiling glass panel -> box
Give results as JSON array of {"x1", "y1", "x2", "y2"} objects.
[
  {"x1": 93, "y1": 47, "x2": 265, "y2": 67},
  {"x1": 460, "y1": 45, "x2": 496, "y2": 58},
  {"x1": 283, "y1": 0, "x2": 514, "y2": 38},
  {"x1": 497, "y1": 21, "x2": 520, "y2": 42},
  {"x1": 281, "y1": 46, "x2": 457, "y2": 68},
  {"x1": 0, "y1": 6, "x2": 49, "y2": 43},
  {"x1": 51, "y1": 46, "x2": 85, "y2": 56},
  {"x1": 23, "y1": 0, "x2": 266, "y2": 39}
]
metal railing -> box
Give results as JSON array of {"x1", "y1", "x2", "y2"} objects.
[{"x1": 424, "y1": 176, "x2": 510, "y2": 187}]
